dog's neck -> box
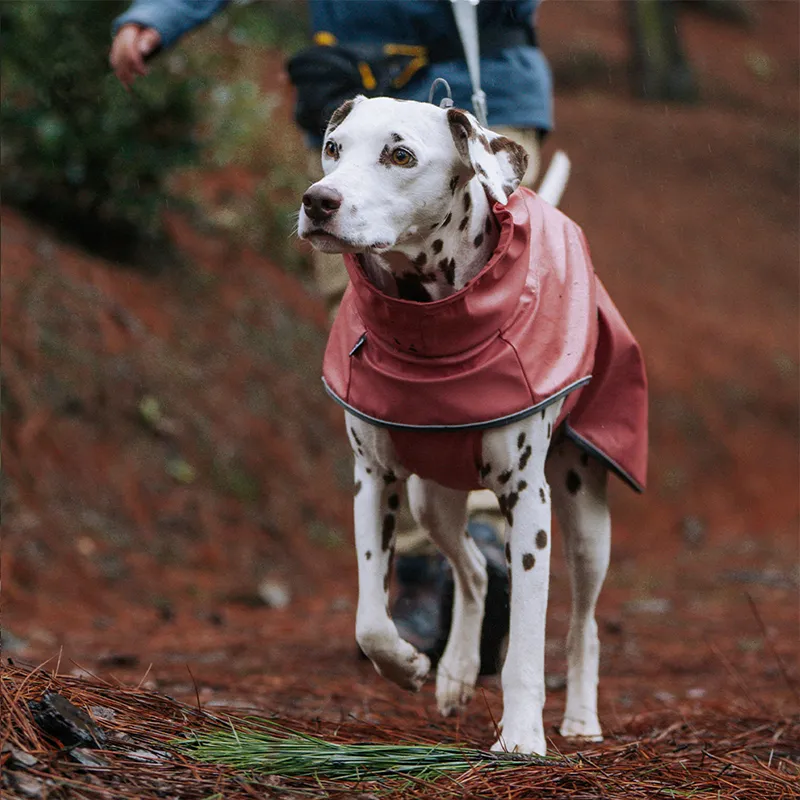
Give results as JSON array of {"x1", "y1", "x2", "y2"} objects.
[{"x1": 359, "y1": 178, "x2": 500, "y2": 302}]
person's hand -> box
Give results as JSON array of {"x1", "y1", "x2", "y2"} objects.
[{"x1": 109, "y1": 24, "x2": 162, "y2": 89}]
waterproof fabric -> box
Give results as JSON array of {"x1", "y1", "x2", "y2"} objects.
[{"x1": 322, "y1": 188, "x2": 647, "y2": 492}]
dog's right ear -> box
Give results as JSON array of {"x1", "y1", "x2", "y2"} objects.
[
  {"x1": 447, "y1": 108, "x2": 528, "y2": 206},
  {"x1": 325, "y1": 95, "x2": 366, "y2": 136}
]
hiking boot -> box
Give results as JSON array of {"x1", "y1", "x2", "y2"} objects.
[{"x1": 391, "y1": 553, "x2": 447, "y2": 663}]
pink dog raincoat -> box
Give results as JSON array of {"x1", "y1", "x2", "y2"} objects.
[{"x1": 323, "y1": 188, "x2": 648, "y2": 492}]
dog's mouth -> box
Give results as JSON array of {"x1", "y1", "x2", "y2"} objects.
[{"x1": 302, "y1": 229, "x2": 392, "y2": 254}]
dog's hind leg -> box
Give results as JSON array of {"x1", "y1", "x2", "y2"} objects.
[
  {"x1": 352, "y1": 459, "x2": 431, "y2": 692},
  {"x1": 547, "y1": 437, "x2": 610, "y2": 741},
  {"x1": 406, "y1": 476, "x2": 485, "y2": 716}
]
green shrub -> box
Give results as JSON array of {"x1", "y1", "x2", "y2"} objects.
[{"x1": 0, "y1": 1, "x2": 203, "y2": 264}]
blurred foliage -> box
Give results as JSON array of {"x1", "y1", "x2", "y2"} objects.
[
  {"x1": 0, "y1": 1, "x2": 205, "y2": 264},
  {"x1": 0, "y1": 0, "x2": 311, "y2": 274}
]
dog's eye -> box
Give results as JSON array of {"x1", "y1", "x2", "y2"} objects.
[
  {"x1": 391, "y1": 147, "x2": 415, "y2": 167},
  {"x1": 324, "y1": 140, "x2": 339, "y2": 159}
]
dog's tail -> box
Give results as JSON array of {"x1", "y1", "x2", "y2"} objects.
[{"x1": 536, "y1": 150, "x2": 571, "y2": 209}]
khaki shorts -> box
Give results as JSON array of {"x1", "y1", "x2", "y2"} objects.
[{"x1": 307, "y1": 128, "x2": 542, "y2": 554}]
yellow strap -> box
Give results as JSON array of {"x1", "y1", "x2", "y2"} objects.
[
  {"x1": 357, "y1": 61, "x2": 378, "y2": 91},
  {"x1": 313, "y1": 31, "x2": 337, "y2": 46}
]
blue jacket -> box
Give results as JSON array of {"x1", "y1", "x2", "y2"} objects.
[{"x1": 113, "y1": 0, "x2": 552, "y2": 130}]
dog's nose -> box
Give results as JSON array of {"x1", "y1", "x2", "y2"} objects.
[{"x1": 302, "y1": 185, "x2": 343, "y2": 223}]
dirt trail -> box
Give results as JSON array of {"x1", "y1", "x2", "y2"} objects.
[{"x1": 2, "y1": 0, "x2": 798, "y2": 765}]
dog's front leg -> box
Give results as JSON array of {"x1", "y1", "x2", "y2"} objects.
[
  {"x1": 482, "y1": 403, "x2": 562, "y2": 756},
  {"x1": 352, "y1": 459, "x2": 431, "y2": 691}
]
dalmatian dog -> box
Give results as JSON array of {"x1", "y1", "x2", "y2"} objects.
[{"x1": 298, "y1": 96, "x2": 611, "y2": 756}]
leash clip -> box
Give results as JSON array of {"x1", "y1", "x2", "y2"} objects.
[{"x1": 428, "y1": 77, "x2": 454, "y2": 110}]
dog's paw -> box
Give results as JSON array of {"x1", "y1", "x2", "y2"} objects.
[
  {"x1": 490, "y1": 718, "x2": 546, "y2": 756},
  {"x1": 559, "y1": 716, "x2": 603, "y2": 742},
  {"x1": 376, "y1": 649, "x2": 431, "y2": 692},
  {"x1": 484, "y1": 730, "x2": 547, "y2": 756},
  {"x1": 436, "y1": 652, "x2": 479, "y2": 716}
]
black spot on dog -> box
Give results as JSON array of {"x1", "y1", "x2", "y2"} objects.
[
  {"x1": 354, "y1": 480, "x2": 362, "y2": 496},
  {"x1": 413, "y1": 252, "x2": 427, "y2": 270},
  {"x1": 357, "y1": 448, "x2": 364, "y2": 457},
  {"x1": 458, "y1": 215, "x2": 469, "y2": 232},
  {"x1": 439, "y1": 258, "x2": 456, "y2": 286},
  {"x1": 396, "y1": 273, "x2": 433, "y2": 302},
  {"x1": 539, "y1": 487, "x2": 547, "y2": 504},
  {"x1": 388, "y1": 493, "x2": 399, "y2": 510},
  {"x1": 522, "y1": 553, "x2": 535, "y2": 571},
  {"x1": 432, "y1": 239, "x2": 443, "y2": 254},
  {"x1": 517, "y1": 432, "x2": 526, "y2": 450},
  {"x1": 566, "y1": 469, "x2": 582, "y2": 494},
  {"x1": 518, "y1": 445, "x2": 532, "y2": 471},
  {"x1": 498, "y1": 493, "x2": 517, "y2": 526},
  {"x1": 442, "y1": 212, "x2": 452, "y2": 228},
  {"x1": 383, "y1": 471, "x2": 397, "y2": 484},
  {"x1": 485, "y1": 215, "x2": 493, "y2": 234},
  {"x1": 381, "y1": 513, "x2": 395, "y2": 550},
  {"x1": 541, "y1": 409, "x2": 546, "y2": 420},
  {"x1": 384, "y1": 548, "x2": 395, "y2": 592},
  {"x1": 350, "y1": 428, "x2": 362, "y2": 446},
  {"x1": 365, "y1": 550, "x2": 372, "y2": 560},
  {"x1": 366, "y1": 467, "x2": 372, "y2": 474},
  {"x1": 479, "y1": 461, "x2": 492, "y2": 479},
  {"x1": 464, "y1": 193, "x2": 471, "y2": 211},
  {"x1": 517, "y1": 480, "x2": 528, "y2": 492},
  {"x1": 391, "y1": 132, "x2": 403, "y2": 143},
  {"x1": 498, "y1": 469, "x2": 513, "y2": 484},
  {"x1": 536, "y1": 529, "x2": 548, "y2": 549},
  {"x1": 547, "y1": 423, "x2": 551, "y2": 438},
  {"x1": 473, "y1": 233, "x2": 484, "y2": 248},
  {"x1": 505, "y1": 542, "x2": 511, "y2": 563},
  {"x1": 449, "y1": 175, "x2": 459, "y2": 193},
  {"x1": 476, "y1": 164, "x2": 488, "y2": 178}
]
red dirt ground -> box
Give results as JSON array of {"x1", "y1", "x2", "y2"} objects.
[{"x1": 2, "y1": 0, "x2": 798, "y2": 771}]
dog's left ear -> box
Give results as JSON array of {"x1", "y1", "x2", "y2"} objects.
[{"x1": 447, "y1": 108, "x2": 528, "y2": 206}]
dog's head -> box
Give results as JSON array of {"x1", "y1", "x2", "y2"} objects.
[{"x1": 298, "y1": 96, "x2": 528, "y2": 254}]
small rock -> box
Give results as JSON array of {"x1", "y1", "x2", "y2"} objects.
[
  {"x1": 126, "y1": 748, "x2": 167, "y2": 763},
  {"x1": 8, "y1": 772, "x2": 45, "y2": 798},
  {"x1": 330, "y1": 596, "x2": 352, "y2": 612},
  {"x1": 654, "y1": 690, "x2": 675, "y2": 703},
  {"x1": 1, "y1": 628, "x2": 29, "y2": 655},
  {"x1": 545, "y1": 674, "x2": 567, "y2": 692},
  {"x1": 69, "y1": 748, "x2": 108, "y2": 768},
  {"x1": 2, "y1": 744, "x2": 38, "y2": 768},
  {"x1": 686, "y1": 687, "x2": 707, "y2": 700},
  {"x1": 257, "y1": 578, "x2": 291, "y2": 609},
  {"x1": 624, "y1": 597, "x2": 672, "y2": 615},
  {"x1": 97, "y1": 653, "x2": 139, "y2": 668},
  {"x1": 28, "y1": 692, "x2": 107, "y2": 748},
  {"x1": 89, "y1": 706, "x2": 116, "y2": 723},
  {"x1": 722, "y1": 569, "x2": 794, "y2": 589},
  {"x1": 680, "y1": 516, "x2": 706, "y2": 548},
  {"x1": 603, "y1": 618, "x2": 623, "y2": 635}
]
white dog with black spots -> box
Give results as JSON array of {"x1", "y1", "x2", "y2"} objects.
[{"x1": 299, "y1": 96, "x2": 610, "y2": 756}]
